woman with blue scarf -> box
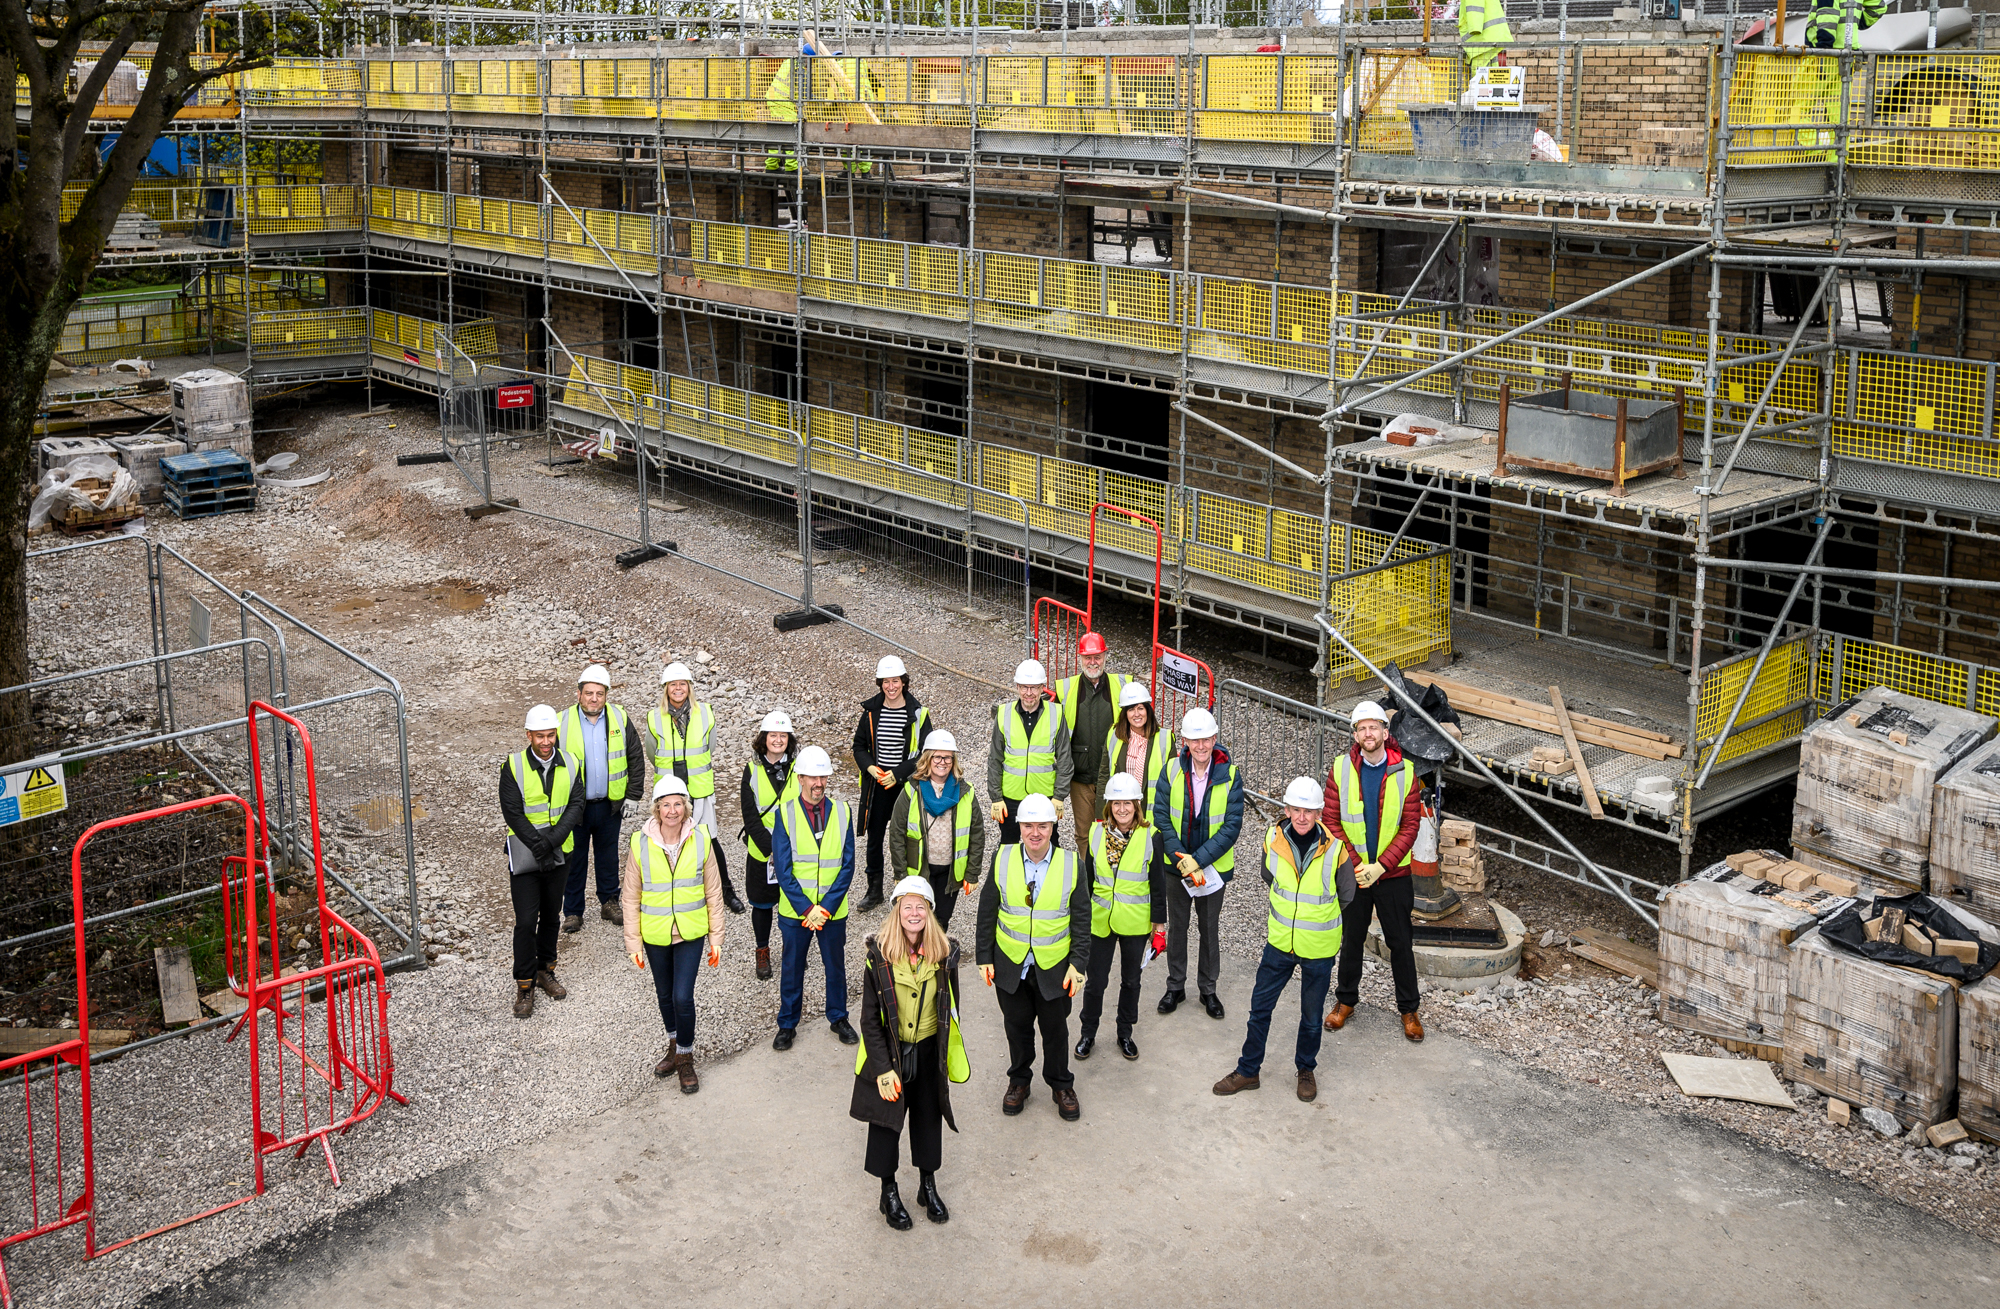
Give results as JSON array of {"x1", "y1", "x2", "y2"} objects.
[{"x1": 888, "y1": 730, "x2": 986, "y2": 933}]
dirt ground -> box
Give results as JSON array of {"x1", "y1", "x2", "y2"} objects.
[{"x1": 7, "y1": 383, "x2": 1995, "y2": 1302}]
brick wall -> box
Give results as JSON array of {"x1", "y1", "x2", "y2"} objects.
[{"x1": 1880, "y1": 525, "x2": 2000, "y2": 663}]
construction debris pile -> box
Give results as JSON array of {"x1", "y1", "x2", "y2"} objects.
[
  {"x1": 27, "y1": 441, "x2": 142, "y2": 535},
  {"x1": 1658, "y1": 683, "x2": 2000, "y2": 1150}
]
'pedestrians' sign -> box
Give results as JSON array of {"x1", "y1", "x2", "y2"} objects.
[{"x1": 0, "y1": 762, "x2": 67, "y2": 829}]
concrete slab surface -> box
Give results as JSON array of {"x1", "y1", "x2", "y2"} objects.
[{"x1": 156, "y1": 956, "x2": 1999, "y2": 1308}]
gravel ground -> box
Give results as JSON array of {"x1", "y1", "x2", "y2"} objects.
[{"x1": 5, "y1": 387, "x2": 1994, "y2": 1303}]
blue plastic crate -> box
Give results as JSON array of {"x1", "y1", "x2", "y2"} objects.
[{"x1": 1401, "y1": 104, "x2": 1544, "y2": 163}]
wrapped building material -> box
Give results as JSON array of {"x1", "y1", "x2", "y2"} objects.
[
  {"x1": 1791, "y1": 687, "x2": 1995, "y2": 887},
  {"x1": 1659, "y1": 879, "x2": 1817, "y2": 1050},
  {"x1": 38, "y1": 436, "x2": 117, "y2": 476},
  {"x1": 110, "y1": 434, "x2": 186, "y2": 505},
  {"x1": 1782, "y1": 930, "x2": 1957, "y2": 1129},
  {"x1": 1930, "y1": 736, "x2": 2000, "y2": 925},
  {"x1": 169, "y1": 368, "x2": 250, "y2": 426},
  {"x1": 1962, "y1": 975, "x2": 2000, "y2": 1143}
]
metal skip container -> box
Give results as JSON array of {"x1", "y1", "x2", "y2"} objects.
[{"x1": 1492, "y1": 380, "x2": 1686, "y2": 495}]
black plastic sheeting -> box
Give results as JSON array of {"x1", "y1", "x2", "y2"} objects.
[
  {"x1": 1381, "y1": 661, "x2": 1460, "y2": 781},
  {"x1": 1819, "y1": 892, "x2": 2000, "y2": 985}
]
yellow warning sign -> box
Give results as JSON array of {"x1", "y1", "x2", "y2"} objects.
[{"x1": 0, "y1": 761, "x2": 67, "y2": 827}]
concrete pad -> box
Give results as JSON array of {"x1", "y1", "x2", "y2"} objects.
[{"x1": 166, "y1": 957, "x2": 1998, "y2": 1307}]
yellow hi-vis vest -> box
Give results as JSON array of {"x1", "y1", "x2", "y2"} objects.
[
  {"x1": 1164, "y1": 755, "x2": 1237, "y2": 875},
  {"x1": 744, "y1": 758, "x2": 801, "y2": 863},
  {"x1": 557, "y1": 703, "x2": 630, "y2": 803},
  {"x1": 507, "y1": 749, "x2": 576, "y2": 854},
  {"x1": 765, "y1": 59, "x2": 798, "y2": 122},
  {"x1": 996, "y1": 701, "x2": 1059, "y2": 801},
  {"x1": 903, "y1": 781, "x2": 975, "y2": 884},
  {"x1": 1458, "y1": 0, "x2": 1513, "y2": 72},
  {"x1": 632, "y1": 825, "x2": 710, "y2": 946},
  {"x1": 1057, "y1": 672, "x2": 1127, "y2": 736},
  {"x1": 649, "y1": 702, "x2": 716, "y2": 799},
  {"x1": 855, "y1": 963, "x2": 972, "y2": 1084},
  {"x1": 1087, "y1": 821, "x2": 1154, "y2": 938},
  {"x1": 1332, "y1": 754, "x2": 1417, "y2": 865},
  {"x1": 776, "y1": 796, "x2": 852, "y2": 921},
  {"x1": 1263, "y1": 823, "x2": 1343, "y2": 959},
  {"x1": 1102, "y1": 726, "x2": 1175, "y2": 797},
  {"x1": 993, "y1": 844, "x2": 1079, "y2": 971}
]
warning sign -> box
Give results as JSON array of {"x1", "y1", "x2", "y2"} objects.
[{"x1": 0, "y1": 761, "x2": 67, "y2": 829}]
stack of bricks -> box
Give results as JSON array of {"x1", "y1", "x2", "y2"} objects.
[
  {"x1": 1438, "y1": 819, "x2": 1483, "y2": 894},
  {"x1": 1723, "y1": 848, "x2": 1860, "y2": 915}
]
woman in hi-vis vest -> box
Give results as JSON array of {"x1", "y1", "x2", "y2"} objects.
[
  {"x1": 852, "y1": 875, "x2": 968, "y2": 1231},
  {"x1": 739, "y1": 709, "x2": 801, "y2": 983},
  {"x1": 622, "y1": 775, "x2": 726, "y2": 1093},
  {"x1": 649, "y1": 661, "x2": 746, "y2": 916}
]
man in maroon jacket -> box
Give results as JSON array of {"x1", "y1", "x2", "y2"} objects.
[{"x1": 1319, "y1": 699, "x2": 1426, "y2": 1042}]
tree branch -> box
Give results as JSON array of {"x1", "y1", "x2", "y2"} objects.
[{"x1": 61, "y1": 20, "x2": 139, "y2": 181}]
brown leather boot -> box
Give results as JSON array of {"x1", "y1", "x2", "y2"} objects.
[
  {"x1": 675, "y1": 1050, "x2": 700, "y2": 1094},
  {"x1": 1324, "y1": 1003, "x2": 1354, "y2": 1031},
  {"x1": 1212, "y1": 1070, "x2": 1260, "y2": 1096},
  {"x1": 755, "y1": 947, "x2": 772, "y2": 980},
  {"x1": 1402, "y1": 1012, "x2": 1425, "y2": 1043},
  {"x1": 512, "y1": 982, "x2": 534, "y2": 1019}
]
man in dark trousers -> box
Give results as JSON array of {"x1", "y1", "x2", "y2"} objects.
[
  {"x1": 1052, "y1": 632, "x2": 1124, "y2": 849},
  {"x1": 557, "y1": 663, "x2": 647, "y2": 933},
  {"x1": 500, "y1": 703, "x2": 585, "y2": 1018},
  {"x1": 976, "y1": 793, "x2": 1093, "y2": 1122},
  {"x1": 1322, "y1": 699, "x2": 1427, "y2": 1042}
]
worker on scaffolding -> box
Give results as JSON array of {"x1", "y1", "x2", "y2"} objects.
[
  {"x1": 1321, "y1": 700, "x2": 1426, "y2": 1045},
  {"x1": 1805, "y1": 0, "x2": 1885, "y2": 49},
  {"x1": 764, "y1": 32, "x2": 876, "y2": 177},
  {"x1": 1458, "y1": 0, "x2": 1514, "y2": 75},
  {"x1": 1053, "y1": 633, "x2": 1125, "y2": 850},
  {"x1": 987, "y1": 659, "x2": 1074, "y2": 847},
  {"x1": 501, "y1": 704, "x2": 585, "y2": 1020}
]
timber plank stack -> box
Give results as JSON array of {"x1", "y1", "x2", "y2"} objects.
[
  {"x1": 1406, "y1": 672, "x2": 1683, "y2": 761},
  {"x1": 1790, "y1": 687, "x2": 1995, "y2": 896}
]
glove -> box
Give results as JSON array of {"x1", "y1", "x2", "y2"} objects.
[
  {"x1": 1356, "y1": 861, "x2": 1384, "y2": 888},
  {"x1": 877, "y1": 1071, "x2": 902, "y2": 1102},
  {"x1": 1062, "y1": 965, "x2": 1086, "y2": 997},
  {"x1": 961, "y1": 878, "x2": 976, "y2": 897},
  {"x1": 1175, "y1": 851, "x2": 1200, "y2": 877},
  {"x1": 979, "y1": 963, "x2": 995, "y2": 986},
  {"x1": 868, "y1": 766, "x2": 895, "y2": 788},
  {"x1": 528, "y1": 833, "x2": 555, "y2": 864},
  {"x1": 803, "y1": 905, "x2": 830, "y2": 930},
  {"x1": 630, "y1": 952, "x2": 645, "y2": 970},
  {"x1": 707, "y1": 947, "x2": 720, "y2": 968},
  {"x1": 990, "y1": 801, "x2": 1008, "y2": 823},
  {"x1": 1053, "y1": 799, "x2": 1065, "y2": 820}
]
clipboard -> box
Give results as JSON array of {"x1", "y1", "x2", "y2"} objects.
[{"x1": 506, "y1": 834, "x2": 549, "y2": 874}]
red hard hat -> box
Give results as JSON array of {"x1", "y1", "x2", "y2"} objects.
[{"x1": 1078, "y1": 632, "x2": 1108, "y2": 656}]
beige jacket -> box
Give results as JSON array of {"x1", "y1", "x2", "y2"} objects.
[{"x1": 621, "y1": 816, "x2": 726, "y2": 957}]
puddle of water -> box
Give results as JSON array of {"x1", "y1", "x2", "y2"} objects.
[
  {"x1": 333, "y1": 596, "x2": 378, "y2": 612},
  {"x1": 433, "y1": 587, "x2": 485, "y2": 612}
]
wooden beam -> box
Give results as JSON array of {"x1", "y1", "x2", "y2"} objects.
[
  {"x1": 1407, "y1": 673, "x2": 1683, "y2": 760},
  {"x1": 1550, "y1": 684, "x2": 1606, "y2": 819}
]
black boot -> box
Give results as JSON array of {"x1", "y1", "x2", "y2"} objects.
[
  {"x1": 917, "y1": 1171, "x2": 949, "y2": 1224},
  {"x1": 879, "y1": 1175, "x2": 913, "y2": 1231},
  {"x1": 715, "y1": 841, "x2": 746, "y2": 914},
  {"x1": 857, "y1": 873, "x2": 885, "y2": 913}
]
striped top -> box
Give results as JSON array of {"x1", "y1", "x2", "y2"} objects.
[{"x1": 875, "y1": 706, "x2": 909, "y2": 768}]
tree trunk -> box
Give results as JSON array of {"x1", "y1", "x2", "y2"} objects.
[{"x1": 0, "y1": 297, "x2": 72, "y2": 767}]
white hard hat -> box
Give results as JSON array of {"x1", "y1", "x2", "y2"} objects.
[
  {"x1": 875, "y1": 655, "x2": 907, "y2": 680},
  {"x1": 1016, "y1": 794, "x2": 1058, "y2": 824},
  {"x1": 524, "y1": 703, "x2": 560, "y2": 731},
  {"x1": 891, "y1": 874, "x2": 935, "y2": 908},
  {"x1": 759, "y1": 709, "x2": 794, "y2": 735},
  {"x1": 1181, "y1": 707, "x2": 1218, "y2": 739},
  {"x1": 1013, "y1": 658, "x2": 1048, "y2": 686},
  {"x1": 795, "y1": 745, "x2": 835, "y2": 777},
  {"x1": 1103, "y1": 772, "x2": 1144, "y2": 803},
  {"x1": 923, "y1": 729, "x2": 958, "y2": 754},
  {"x1": 1352, "y1": 699, "x2": 1388, "y2": 726},
  {"x1": 652, "y1": 775, "x2": 690, "y2": 801},
  {"x1": 577, "y1": 664, "x2": 611, "y2": 689},
  {"x1": 1283, "y1": 776, "x2": 1326, "y2": 810},
  {"x1": 1118, "y1": 681, "x2": 1153, "y2": 708},
  {"x1": 660, "y1": 661, "x2": 693, "y2": 685}
]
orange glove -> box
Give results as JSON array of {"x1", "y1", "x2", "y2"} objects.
[
  {"x1": 803, "y1": 905, "x2": 830, "y2": 930},
  {"x1": 979, "y1": 963, "x2": 994, "y2": 986},
  {"x1": 877, "y1": 1071, "x2": 902, "y2": 1101},
  {"x1": 989, "y1": 801, "x2": 1008, "y2": 823},
  {"x1": 1062, "y1": 965, "x2": 1086, "y2": 997},
  {"x1": 707, "y1": 947, "x2": 720, "y2": 967},
  {"x1": 630, "y1": 952, "x2": 645, "y2": 969},
  {"x1": 869, "y1": 767, "x2": 895, "y2": 788},
  {"x1": 961, "y1": 878, "x2": 976, "y2": 897}
]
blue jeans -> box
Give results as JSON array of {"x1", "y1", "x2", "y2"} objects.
[
  {"x1": 644, "y1": 938, "x2": 703, "y2": 1048},
  {"x1": 564, "y1": 799, "x2": 624, "y2": 916},
  {"x1": 776, "y1": 914, "x2": 849, "y2": 1031},
  {"x1": 1236, "y1": 943, "x2": 1334, "y2": 1078}
]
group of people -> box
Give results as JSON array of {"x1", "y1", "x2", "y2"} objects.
[{"x1": 499, "y1": 643, "x2": 1431, "y2": 1222}]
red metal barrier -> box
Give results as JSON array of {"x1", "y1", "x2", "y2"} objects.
[
  {"x1": 1087, "y1": 502, "x2": 1164, "y2": 696},
  {"x1": 1032, "y1": 597, "x2": 1089, "y2": 691},
  {"x1": 242, "y1": 701, "x2": 405, "y2": 1192}
]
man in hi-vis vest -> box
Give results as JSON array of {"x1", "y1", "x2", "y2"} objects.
[
  {"x1": 558, "y1": 664, "x2": 647, "y2": 934},
  {"x1": 771, "y1": 745, "x2": 860, "y2": 1052},
  {"x1": 1321, "y1": 700, "x2": 1426, "y2": 1044},
  {"x1": 976, "y1": 793, "x2": 1092, "y2": 1123}
]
